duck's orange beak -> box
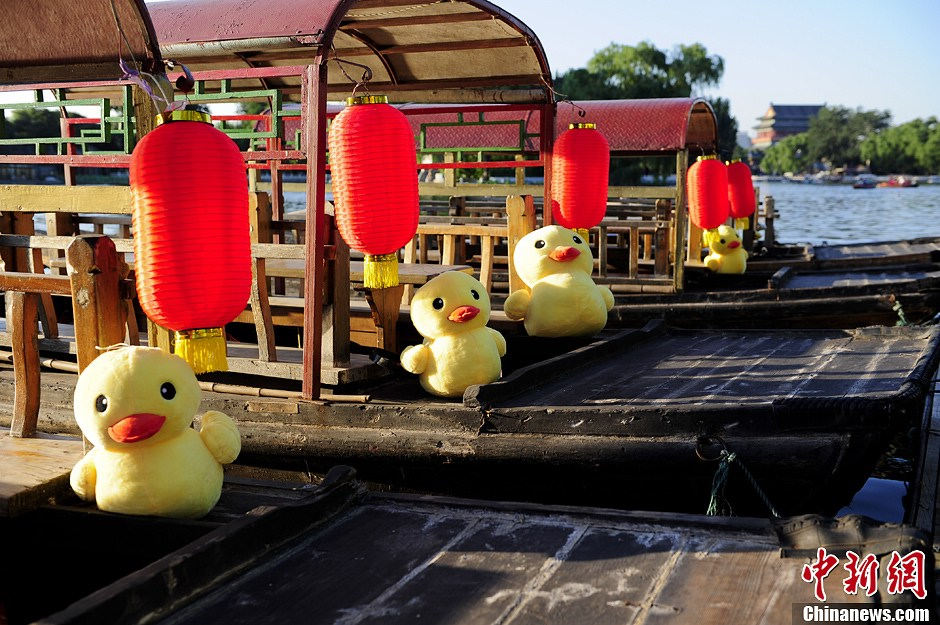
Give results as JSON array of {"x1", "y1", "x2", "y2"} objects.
[
  {"x1": 549, "y1": 246, "x2": 581, "y2": 262},
  {"x1": 448, "y1": 305, "x2": 480, "y2": 323},
  {"x1": 727, "y1": 240, "x2": 740, "y2": 249},
  {"x1": 108, "y1": 413, "x2": 166, "y2": 443}
]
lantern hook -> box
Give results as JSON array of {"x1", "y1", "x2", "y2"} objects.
[
  {"x1": 112, "y1": 0, "x2": 188, "y2": 114},
  {"x1": 539, "y1": 76, "x2": 587, "y2": 118},
  {"x1": 330, "y1": 45, "x2": 374, "y2": 98}
]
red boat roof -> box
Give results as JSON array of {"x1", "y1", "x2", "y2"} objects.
[
  {"x1": 0, "y1": 0, "x2": 162, "y2": 85},
  {"x1": 320, "y1": 98, "x2": 717, "y2": 154}
]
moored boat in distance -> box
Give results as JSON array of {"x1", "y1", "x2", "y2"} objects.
[
  {"x1": 877, "y1": 175, "x2": 919, "y2": 188},
  {"x1": 853, "y1": 174, "x2": 877, "y2": 189}
]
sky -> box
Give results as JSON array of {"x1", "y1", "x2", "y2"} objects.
[{"x1": 496, "y1": 0, "x2": 940, "y2": 136}]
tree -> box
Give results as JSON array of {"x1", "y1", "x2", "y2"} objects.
[
  {"x1": 805, "y1": 106, "x2": 890, "y2": 168},
  {"x1": 580, "y1": 42, "x2": 723, "y2": 98},
  {"x1": 861, "y1": 117, "x2": 938, "y2": 174},
  {"x1": 708, "y1": 97, "x2": 738, "y2": 162},
  {"x1": 922, "y1": 120, "x2": 940, "y2": 173},
  {"x1": 555, "y1": 41, "x2": 735, "y2": 181},
  {"x1": 5, "y1": 108, "x2": 61, "y2": 139},
  {"x1": 760, "y1": 133, "x2": 810, "y2": 174}
]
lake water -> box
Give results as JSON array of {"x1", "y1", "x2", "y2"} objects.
[
  {"x1": 286, "y1": 183, "x2": 940, "y2": 247},
  {"x1": 757, "y1": 182, "x2": 940, "y2": 245}
]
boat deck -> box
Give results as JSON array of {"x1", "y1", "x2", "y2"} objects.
[
  {"x1": 0, "y1": 433, "x2": 83, "y2": 517},
  {"x1": 473, "y1": 323, "x2": 939, "y2": 418},
  {"x1": 814, "y1": 238, "x2": 940, "y2": 265},
  {"x1": 28, "y1": 472, "x2": 930, "y2": 625}
]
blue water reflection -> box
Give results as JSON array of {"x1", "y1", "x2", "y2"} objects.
[{"x1": 837, "y1": 477, "x2": 907, "y2": 523}]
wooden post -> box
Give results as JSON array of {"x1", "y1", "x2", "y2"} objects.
[
  {"x1": 688, "y1": 221, "x2": 703, "y2": 265},
  {"x1": 269, "y1": 138, "x2": 286, "y2": 296},
  {"x1": 479, "y1": 235, "x2": 495, "y2": 292},
  {"x1": 67, "y1": 235, "x2": 125, "y2": 372},
  {"x1": 249, "y1": 192, "x2": 273, "y2": 245},
  {"x1": 448, "y1": 196, "x2": 467, "y2": 262},
  {"x1": 628, "y1": 227, "x2": 639, "y2": 279},
  {"x1": 540, "y1": 103, "x2": 555, "y2": 227},
  {"x1": 514, "y1": 153, "x2": 525, "y2": 187},
  {"x1": 506, "y1": 195, "x2": 536, "y2": 292},
  {"x1": 742, "y1": 187, "x2": 759, "y2": 251},
  {"x1": 301, "y1": 62, "x2": 327, "y2": 401},
  {"x1": 443, "y1": 152, "x2": 456, "y2": 188},
  {"x1": 250, "y1": 256, "x2": 276, "y2": 362},
  {"x1": 322, "y1": 213, "x2": 350, "y2": 368},
  {"x1": 8, "y1": 291, "x2": 39, "y2": 438},
  {"x1": 654, "y1": 199, "x2": 671, "y2": 276},
  {"x1": 0, "y1": 212, "x2": 13, "y2": 271},
  {"x1": 403, "y1": 235, "x2": 417, "y2": 304},
  {"x1": 598, "y1": 226, "x2": 608, "y2": 277},
  {"x1": 362, "y1": 284, "x2": 405, "y2": 353},
  {"x1": 13, "y1": 211, "x2": 57, "y2": 339},
  {"x1": 672, "y1": 150, "x2": 689, "y2": 293},
  {"x1": 764, "y1": 196, "x2": 776, "y2": 245}
]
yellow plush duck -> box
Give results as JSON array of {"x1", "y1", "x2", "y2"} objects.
[
  {"x1": 401, "y1": 271, "x2": 506, "y2": 397},
  {"x1": 70, "y1": 346, "x2": 241, "y2": 518},
  {"x1": 504, "y1": 225, "x2": 614, "y2": 337},
  {"x1": 703, "y1": 224, "x2": 747, "y2": 274}
]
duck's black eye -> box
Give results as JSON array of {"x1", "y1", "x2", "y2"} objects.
[
  {"x1": 432, "y1": 297, "x2": 444, "y2": 310},
  {"x1": 720, "y1": 239, "x2": 726, "y2": 244},
  {"x1": 470, "y1": 289, "x2": 480, "y2": 300},
  {"x1": 160, "y1": 382, "x2": 176, "y2": 400},
  {"x1": 534, "y1": 240, "x2": 546, "y2": 249},
  {"x1": 572, "y1": 235, "x2": 583, "y2": 244},
  {"x1": 95, "y1": 395, "x2": 108, "y2": 413}
]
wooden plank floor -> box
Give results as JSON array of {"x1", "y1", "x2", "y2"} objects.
[
  {"x1": 783, "y1": 266, "x2": 940, "y2": 290},
  {"x1": 0, "y1": 433, "x2": 83, "y2": 517},
  {"x1": 814, "y1": 237, "x2": 940, "y2": 262},
  {"x1": 158, "y1": 495, "x2": 928, "y2": 625},
  {"x1": 492, "y1": 326, "x2": 937, "y2": 410}
]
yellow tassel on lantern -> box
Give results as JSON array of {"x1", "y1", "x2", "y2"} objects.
[
  {"x1": 174, "y1": 327, "x2": 228, "y2": 374},
  {"x1": 734, "y1": 217, "x2": 750, "y2": 230},
  {"x1": 363, "y1": 253, "x2": 399, "y2": 289},
  {"x1": 575, "y1": 228, "x2": 590, "y2": 241}
]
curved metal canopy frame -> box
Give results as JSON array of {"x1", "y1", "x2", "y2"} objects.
[
  {"x1": 0, "y1": 0, "x2": 162, "y2": 85},
  {"x1": 148, "y1": 0, "x2": 553, "y2": 103}
]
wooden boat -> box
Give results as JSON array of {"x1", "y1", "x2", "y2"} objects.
[
  {"x1": 6, "y1": 321, "x2": 938, "y2": 518},
  {"x1": 9, "y1": 469, "x2": 929, "y2": 624},
  {"x1": 747, "y1": 234, "x2": 940, "y2": 274},
  {"x1": 617, "y1": 263, "x2": 940, "y2": 328},
  {"x1": 878, "y1": 176, "x2": 919, "y2": 188}
]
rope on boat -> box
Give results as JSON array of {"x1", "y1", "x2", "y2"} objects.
[
  {"x1": 700, "y1": 438, "x2": 781, "y2": 518},
  {"x1": 894, "y1": 300, "x2": 909, "y2": 326}
]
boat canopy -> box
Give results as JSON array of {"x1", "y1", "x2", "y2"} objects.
[
  {"x1": 555, "y1": 98, "x2": 718, "y2": 154},
  {"x1": 321, "y1": 98, "x2": 718, "y2": 154},
  {"x1": 149, "y1": 0, "x2": 553, "y2": 103},
  {"x1": 0, "y1": 0, "x2": 162, "y2": 85}
]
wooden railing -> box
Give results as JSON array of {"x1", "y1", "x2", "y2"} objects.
[{"x1": 0, "y1": 235, "x2": 129, "y2": 438}]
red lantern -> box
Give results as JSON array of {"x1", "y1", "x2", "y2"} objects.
[
  {"x1": 551, "y1": 123, "x2": 610, "y2": 237},
  {"x1": 329, "y1": 95, "x2": 418, "y2": 288},
  {"x1": 131, "y1": 110, "x2": 250, "y2": 374},
  {"x1": 687, "y1": 155, "x2": 730, "y2": 231},
  {"x1": 727, "y1": 159, "x2": 756, "y2": 229}
]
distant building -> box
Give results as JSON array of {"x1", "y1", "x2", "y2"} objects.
[{"x1": 751, "y1": 103, "x2": 824, "y2": 150}]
